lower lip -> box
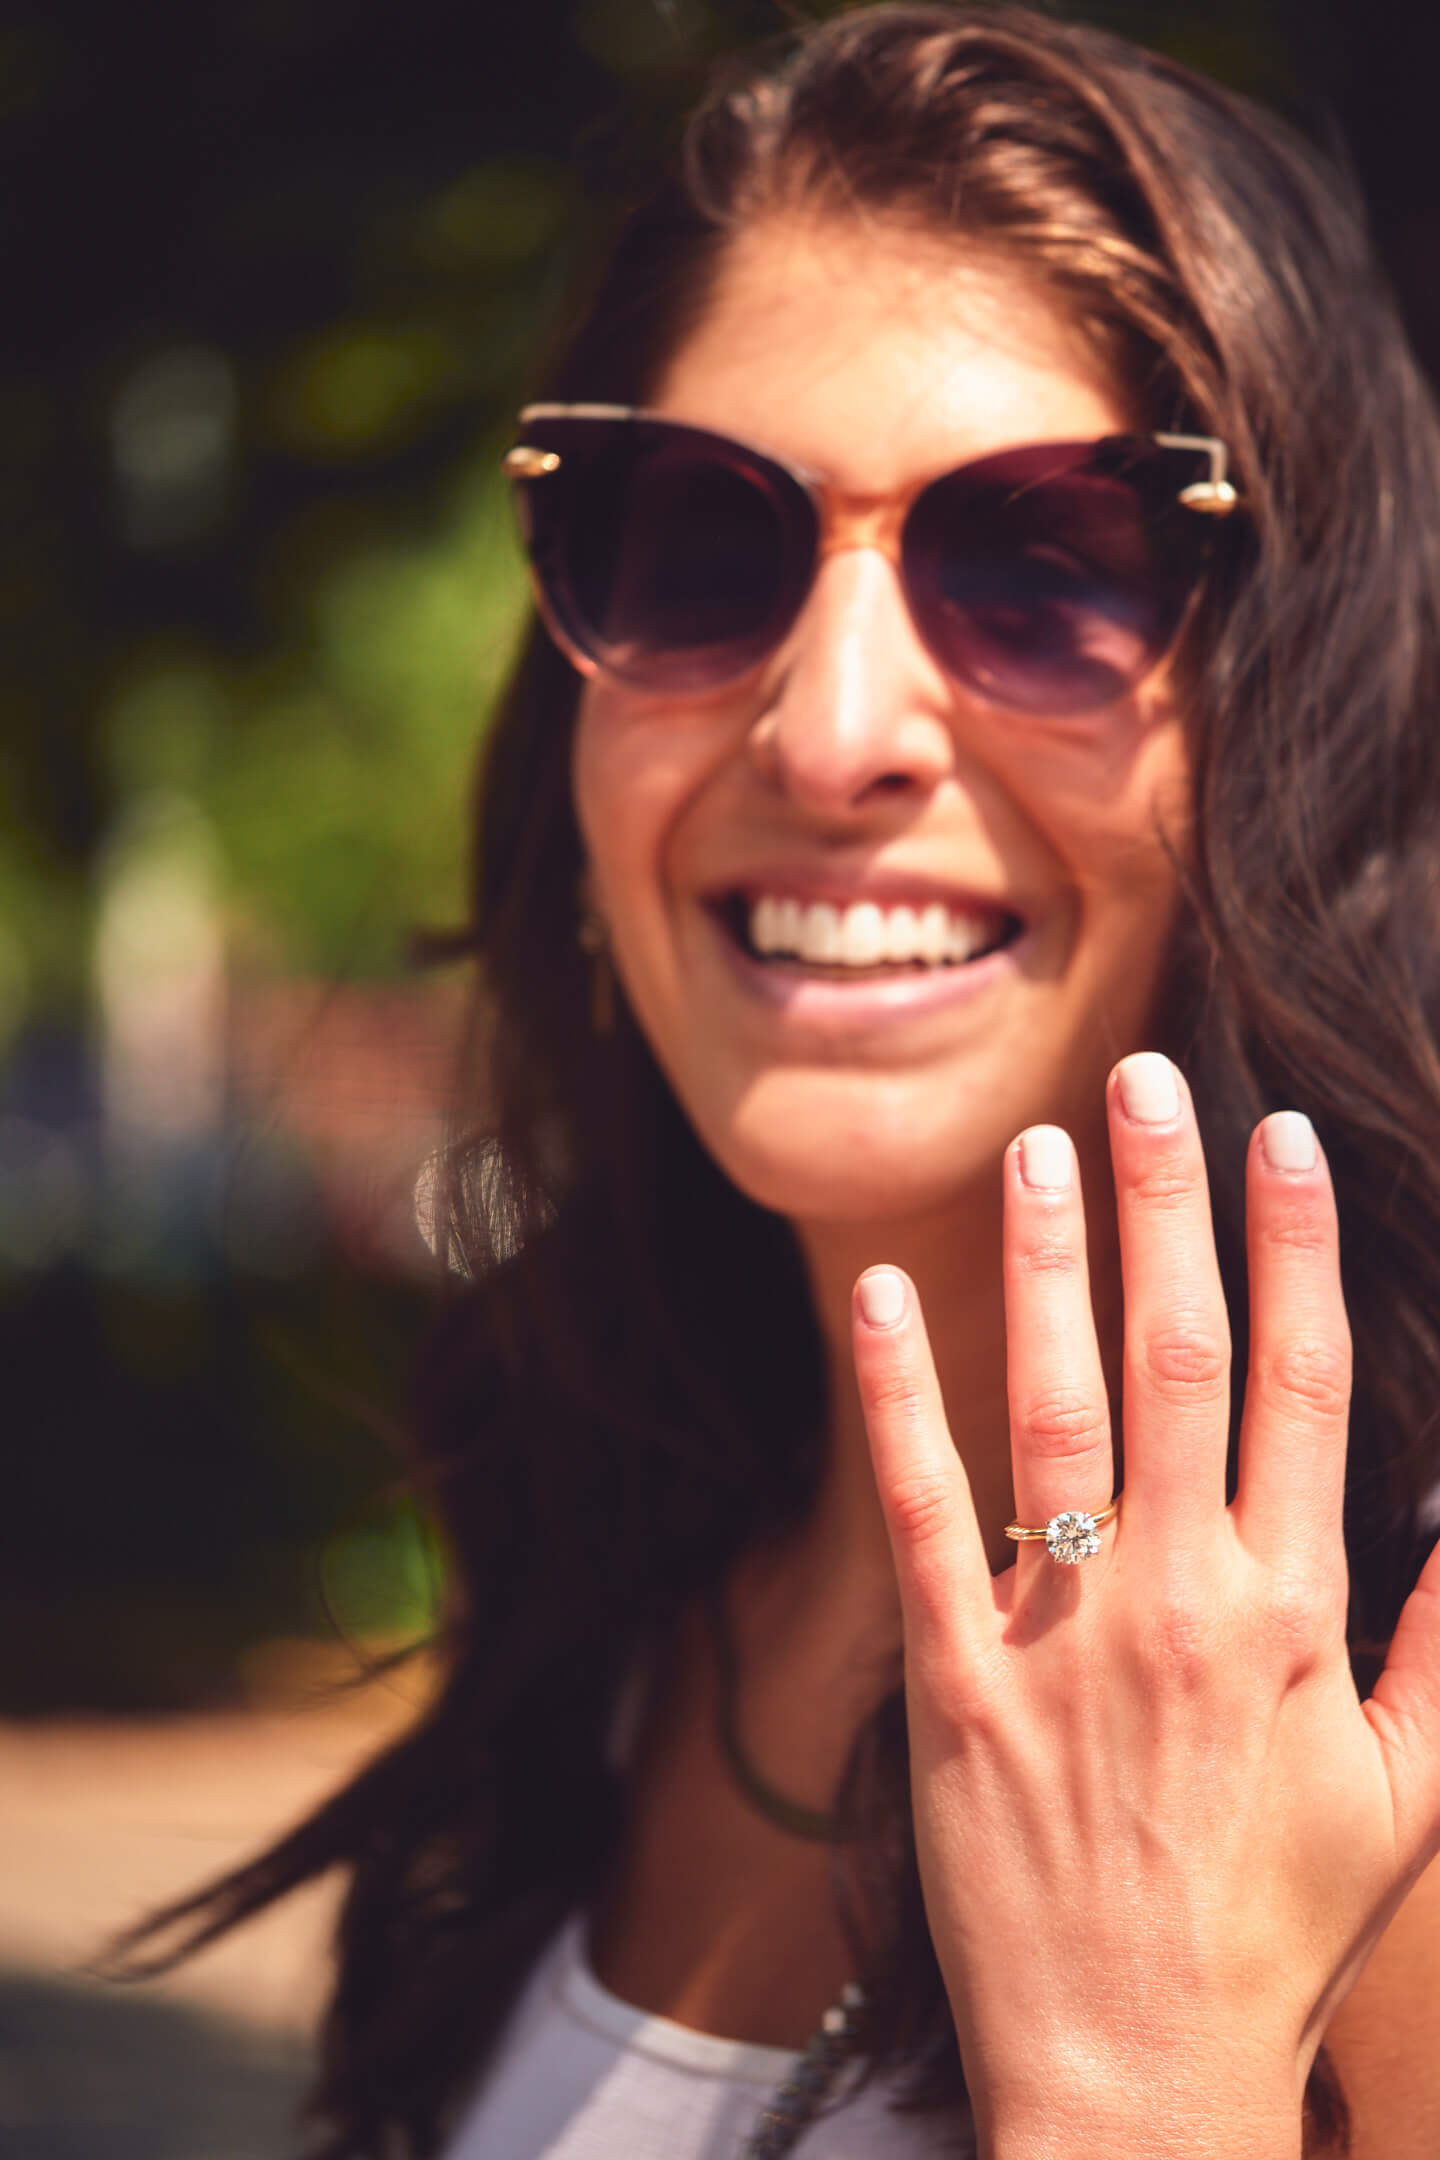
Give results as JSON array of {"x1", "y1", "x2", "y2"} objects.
[{"x1": 711, "y1": 914, "x2": 1026, "y2": 1027}]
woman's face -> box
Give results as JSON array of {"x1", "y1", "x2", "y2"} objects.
[{"x1": 572, "y1": 216, "x2": 1193, "y2": 1226}]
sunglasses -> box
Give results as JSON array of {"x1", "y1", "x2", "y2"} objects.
[{"x1": 504, "y1": 406, "x2": 1239, "y2": 717}]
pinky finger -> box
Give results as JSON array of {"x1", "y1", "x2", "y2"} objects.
[{"x1": 853, "y1": 1266, "x2": 994, "y2": 1668}]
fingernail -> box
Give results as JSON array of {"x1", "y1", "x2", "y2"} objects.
[
  {"x1": 1018, "y1": 1125, "x2": 1073, "y2": 1190},
  {"x1": 1261, "y1": 1109, "x2": 1316, "y2": 1172},
  {"x1": 1116, "y1": 1052, "x2": 1180, "y2": 1124},
  {"x1": 857, "y1": 1267, "x2": 906, "y2": 1328}
]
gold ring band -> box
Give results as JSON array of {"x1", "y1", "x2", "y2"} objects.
[{"x1": 1004, "y1": 1499, "x2": 1120, "y2": 1564}]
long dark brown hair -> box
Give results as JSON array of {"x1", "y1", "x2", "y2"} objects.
[{"x1": 119, "y1": 9, "x2": 1440, "y2": 2155}]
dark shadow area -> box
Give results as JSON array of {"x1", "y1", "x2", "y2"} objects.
[
  {"x1": 0, "y1": 1972, "x2": 309, "y2": 2160},
  {"x1": 0, "y1": 1254, "x2": 431, "y2": 1713}
]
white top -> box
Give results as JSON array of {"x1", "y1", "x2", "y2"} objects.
[{"x1": 440, "y1": 1917, "x2": 966, "y2": 2159}]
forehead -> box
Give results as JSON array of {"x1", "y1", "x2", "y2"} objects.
[{"x1": 649, "y1": 215, "x2": 1130, "y2": 494}]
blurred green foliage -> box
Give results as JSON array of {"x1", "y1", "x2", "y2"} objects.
[
  {"x1": 3, "y1": 0, "x2": 1437, "y2": 1709},
  {"x1": 0, "y1": 0, "x2": 1427, "y2": 1013},
  {"x1": 322, "y1": 1497, "x2": 447, "y2": 1642},
  {"x1": 103, "y1": 464, "x2": 529, "y2": 976}
]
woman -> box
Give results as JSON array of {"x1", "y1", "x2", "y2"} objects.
[{"x1": 136, "y1": 7, "x2": 1440, "y2": 2155}]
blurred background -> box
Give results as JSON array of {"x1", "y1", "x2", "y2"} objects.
[{"x1": 2, "y1": 0, "x2": 1438, "y2": 2151}]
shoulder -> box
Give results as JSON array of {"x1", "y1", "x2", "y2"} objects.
[{"x1": 1324, "y1": 1850, "x2": 1440, "y2": 2160}]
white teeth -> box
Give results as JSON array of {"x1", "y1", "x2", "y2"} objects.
[
  {"x1": 916, "y1": 904, "x2": 949, "y2": 963},
  {"x1": 885, "y1": 905, "x2": 920, "y2": 963},
  {"x1": 752, "y1": 895, "x2": 783, "y2": 954},
  {"x1": 838, "y1": 901, "x2": 886, "y2": 966},
  {"x1": 745, "y1": 895, "x2": 1004, "y2": 968},
  {"x1": 946, "y1": 915, "x2": 982, "y2": 963},
  {"x1": 801, "y1": 901, "x2": 842, "y2": 962}
]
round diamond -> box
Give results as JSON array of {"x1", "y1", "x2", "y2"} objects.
[{"x1": 1045, "y1": 1509, "x2": 1101, "y2": 1564}]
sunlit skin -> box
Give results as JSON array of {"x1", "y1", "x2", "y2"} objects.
[
  {"x1": 573, "y1": 217, "x2": 1189, "y2": 1573},
  {"x1": 574, "y1": 217, "x2": 1440, "y2": 2156},
  {"x1": 575, "y1": 218, "x2": 1190, "y2": 1237}
]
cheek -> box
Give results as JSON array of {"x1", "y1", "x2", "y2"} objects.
[
  {"x1": 1016, "y1": 715, "x2": 1192, "y2": 1016},
  {"x1": 572, "y1": 681, "x2": 753, "y2": 912},
  {"x1": 1068, "y1": 817, "x2": 1191, "y2": 1043},
  {"x1": 570, "y1": 687, "x2": 624, "y2": 875},
  {"x1": 1028, "y1": 704, "x2": 1191, "y2": 907},
  {"x1": 570, "y1": 691, "x2": 667, "y2": 932},
  {"x1": 570, "y1": 692, "x2": 723, "y2": 1001}
]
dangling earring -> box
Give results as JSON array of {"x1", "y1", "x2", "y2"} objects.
[{"x1": 577, "y1": 902, "x2": 615, "y2": 1037}]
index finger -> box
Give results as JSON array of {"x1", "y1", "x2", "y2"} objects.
[{"x1": 853, "y1": 1266, "x2": 993, "y2": 1664}]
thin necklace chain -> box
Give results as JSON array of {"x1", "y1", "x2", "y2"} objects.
[
  {"x1": 705, "y1": 1585, "x2": 865, "y2": 2149},
  {"x1": 706, "y1": 1588, "x2": 842, "y2": 1843},
  {"x1": 745, "y1": 1982, "x2": 866, "y2": 2158}
]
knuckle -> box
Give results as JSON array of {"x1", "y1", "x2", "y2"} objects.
[
  {"x1": 1257, "y1": 1574, "x2": 1335, "y2": 1667},
  {"x1": 1136, "y1": 1322, "x2": 1230, "y2": 1401},
  {"x1": 865, "y1": 1368, "x2": 929, "y2": 1425},
  {"x1": 1017, "y1": 1386, "x2": 1110, "y2": 1463},
  {"x1": 1010, "y1": 1232, "x2": 1082, "y2": 1284},
  {"x1": 1257, "y1": 1336, "x2": 1351, "y2": 1422},
  {"x1": 1257, "y1": 1208, "x2": 1333, "y2": 1259},
  {"x1": 885, "y1": 1472, "x2": 957, "y2": 1548},
  {"x1": 1127, "y1": 1158, "x2": 1198, "y2": 1210},
  {"x1": 938, "y1": 1658, "x2": 1007, "y2": 1743},
  {"x1": 1138, "y1": 1592, "x2": 1219, "y2": 1689}
]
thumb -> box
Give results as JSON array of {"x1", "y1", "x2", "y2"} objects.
[{"x1": 1366, "y1": 1536, "x2": 1440, "y2": 1873}]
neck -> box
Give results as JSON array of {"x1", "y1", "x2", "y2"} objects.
[
  {"x1": 706, "y1": 1147, "x2": 1121, "y2": 1830},
  {"x1": 708, "y1": 1178, "x2": 1023, "y2": 1830},
  {"x1": 795, "y1": 1183, "x2": 1009, "y2": 1601},
  {"x1": 779, "y1": 1145, "x2": 1123, "y2": 1632}
]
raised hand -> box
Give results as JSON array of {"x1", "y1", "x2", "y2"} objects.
[{"x1": 852, "y1": 1052, "x2": 1440, "y2": 2160}]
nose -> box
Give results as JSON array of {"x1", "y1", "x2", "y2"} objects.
[{"x1": 747, "y1": 548, "x2": 957, "y2": 816}]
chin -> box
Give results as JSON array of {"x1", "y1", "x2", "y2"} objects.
[
  {"x1": 674, "y1": 1056, "x2": 1031, "y2": 1226},
  {"x1": 696, "y1": 1110, "x2": 999, "y2": 1230}
]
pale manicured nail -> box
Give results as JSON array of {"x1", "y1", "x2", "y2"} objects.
[
  {"x1": 1117, "y1": 1052, "x2": 1180, "y2": 1124},
  {"x1": 1018, "y1": 1125, "x2": 1073, "y2": 1191},
  {"x1": 857, "y1": 1267, "x2": 906, "y2": 1328},
  {"x1": 1261, "y1": 1110, "x2": 1316, "y2": 1172}
]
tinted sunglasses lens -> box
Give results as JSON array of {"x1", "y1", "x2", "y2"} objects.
[
  {"x1": 521, "y1": 422, "x2": 815, "y2": 691},
  {"x1": 903, "y1": 447, "x2": 1196, "y2": 713}
]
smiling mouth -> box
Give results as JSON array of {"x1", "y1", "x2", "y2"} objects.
[{"x1": 721, "y1": 893, "x2": 1024, "y2": 975}]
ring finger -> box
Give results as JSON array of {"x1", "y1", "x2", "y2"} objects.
[{"x1": 1003, "y1": 1123, "x2": 1115, "y2": 1575}]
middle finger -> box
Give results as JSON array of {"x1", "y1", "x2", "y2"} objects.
[{"x1": 1111, "y1": 1052, "x2": 1232, "y2": 1550}]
